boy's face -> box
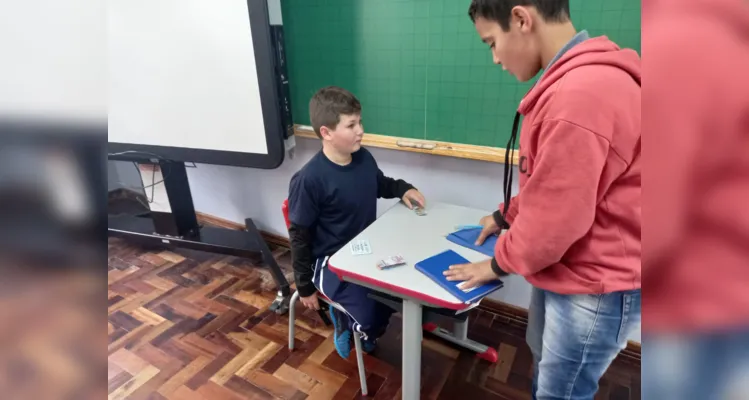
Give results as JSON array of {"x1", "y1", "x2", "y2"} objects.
[
  {"x1": 474, "y1": 10, "x2": 542, "y2": 82},
  {"x1": 321, "y1": 113, "x2": 363, "y2": 154}
]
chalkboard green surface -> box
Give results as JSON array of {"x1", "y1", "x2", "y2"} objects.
[{"x1": 282, "y1": 0, "x2": 640, "y2": 148}]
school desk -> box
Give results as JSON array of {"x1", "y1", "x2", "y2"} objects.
[{"x1": 328, "y1": 202, "x2": 501, "y2": 400}]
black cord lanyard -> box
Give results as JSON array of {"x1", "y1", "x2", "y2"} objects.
[{"x1": 502, "y1": 112, "x2": 521, "y2": 219}]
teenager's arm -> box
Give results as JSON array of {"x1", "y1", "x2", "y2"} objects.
[
  {"x1": 495, "y1": 120, "x2": 608, "y2": 276},
  {"x1": 376, "y1": 169, "x2": 414, "y2": 200},
  {"x1": 288, "y1": 174, "x2": 320, "y2": 297}
]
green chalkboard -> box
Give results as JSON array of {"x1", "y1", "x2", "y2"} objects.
[{"x1": 282, "y1": 0, "x2": 640, "y2": 148}]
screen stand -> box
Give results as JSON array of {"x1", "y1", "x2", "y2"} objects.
[{"x1": 108, "y1": 160, "x2": 291, "y2": 314}]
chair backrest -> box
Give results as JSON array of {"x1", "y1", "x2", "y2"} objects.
[{"x1": 282, "y1": 199, "x2": 291, "y2": 229}]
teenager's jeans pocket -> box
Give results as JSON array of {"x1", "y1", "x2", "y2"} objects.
[{"x1": 616, "y1": 291, "x2": 641, "y2": 344}]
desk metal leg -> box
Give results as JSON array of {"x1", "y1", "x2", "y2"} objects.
[
  {"x1": 423, "y1": 319, "x2": 498, "y2": 363},
  {"x1": 402, "y1": 300, "x2": 423, "y2": 400}
]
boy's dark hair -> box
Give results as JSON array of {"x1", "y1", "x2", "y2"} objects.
[
  {"x1": 468, "y1": 0, "x2": 570, "y2": 31},
  {"x1": 309, "y1": 86, "x2": 362, "y2": 138}
]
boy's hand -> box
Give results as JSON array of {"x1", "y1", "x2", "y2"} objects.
[
  {"x1": 475, "y1": 214, "x2": 500, "y2": 245},
  {"x1": 300, "y1": 293, "x2": 320, "y2": 310},
  {"x1": 443, "y1": 259, "x2": 498, "y2": 289},
  {"x1": 402, "y1": 189, "x2": 426, "y2": 209}
]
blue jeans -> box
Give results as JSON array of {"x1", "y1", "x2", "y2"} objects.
[
  {"x1": 643, "y1": 330, "x2": 749, "y2": 399},
  {"x1": 527, "y1": 287, "x2": 641, "y2": 400}
]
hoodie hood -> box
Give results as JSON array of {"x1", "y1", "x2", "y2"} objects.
[{"x1": 518, "y1": 36, "x2": 641, "y2": 115}]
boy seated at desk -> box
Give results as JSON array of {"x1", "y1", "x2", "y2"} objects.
[{"x1": 287, "y1": 86, "x2": 426, "y2": 358}]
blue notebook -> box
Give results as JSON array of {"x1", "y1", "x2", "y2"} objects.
[
  {"x1": 446, "y1": 228, "x2": 498, "y2": 257},
  {"x1": 415, "y1": 249, "x2": 503, "y2": 304}
]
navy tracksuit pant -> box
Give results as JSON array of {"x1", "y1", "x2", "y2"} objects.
[{"x1": 312, "y1": 256, "x2": 394, "y2": 342}]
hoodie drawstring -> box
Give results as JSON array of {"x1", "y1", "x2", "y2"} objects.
[{"x1": 502, "y1": 112, "x2": 521, "y2": 222}]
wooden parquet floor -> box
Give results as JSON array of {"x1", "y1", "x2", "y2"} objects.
[{"x1": 107, "y1": 238, "x2": 640, "y2": 400}]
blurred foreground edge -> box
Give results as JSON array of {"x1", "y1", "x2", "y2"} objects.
[{"x1": 0, "y1": 117, "x2": 107, "y2": 272}]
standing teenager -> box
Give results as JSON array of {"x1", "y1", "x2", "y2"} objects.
[{"x1": 444, "y1": 1, "x2": 642, "y2": 399}]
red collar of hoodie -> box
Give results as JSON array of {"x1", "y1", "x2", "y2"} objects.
[{"x1": 494, "y1": 36, "x2": 642, "y2": 295}]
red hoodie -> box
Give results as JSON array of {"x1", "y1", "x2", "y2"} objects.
[
  {"x1": 644, "y1": 0, "x2": 749, "y2": 332},
  {"x1": 494, "y1": 37, "x2": 641, "y2": 294}
]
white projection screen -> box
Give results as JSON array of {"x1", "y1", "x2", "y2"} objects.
[{"x1": 108, "y1": 0, "x2": 285, "y2": 168}]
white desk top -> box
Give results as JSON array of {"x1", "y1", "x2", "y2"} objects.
[{"x1": 328, "y1": 202, "x2": 494, "y2": 310}]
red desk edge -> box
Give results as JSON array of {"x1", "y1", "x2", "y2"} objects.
[{"x1": 327, "y1": 262, "x2": 469, "y2": 311}]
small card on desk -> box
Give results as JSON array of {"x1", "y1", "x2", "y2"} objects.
[
  {"x1": 415, "y1": 249, "x2": 503, "y2": 303},
  {"x1": 349, "y1": 239, "x2": 372, "y2": 255}
]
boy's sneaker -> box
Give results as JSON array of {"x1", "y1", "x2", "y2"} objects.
[
  {"x1": 361, "y1": 338, "x2": 377, "y2": 354},
  {"x1": 329, "y1": 307, "x2": 351, "y2": 359}
]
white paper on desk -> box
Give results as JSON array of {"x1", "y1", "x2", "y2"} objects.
[
  {"x1": 456, "y1": 298, "x2": 482, "y2": 315},
  {"x1": 349, "y1": 239, "x2": 372, "y2": 255}
]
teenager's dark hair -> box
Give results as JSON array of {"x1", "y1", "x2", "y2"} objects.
[
  {"x1": 468, "y1": 0, "x2": 570, "y2": 31},
  {"x1": 309, "y1": 86, "x2": 361, "y2": 138}
]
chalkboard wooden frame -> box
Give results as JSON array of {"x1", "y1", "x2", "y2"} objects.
[{"x1": 293, "y1": 125, "x2": 519, "y2": 165}]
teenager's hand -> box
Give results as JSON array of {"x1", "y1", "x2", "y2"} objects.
[
  {"x1": 300, "y1": 292, "x2": 320, "y2": 311},
  {"x1": 443, "y1": 259, "x2": 499, "y2": 289},
  {"x1": 402, "y1": 189, "x2": 426, "y2": 209},
  {"x1": 475, "y1": 214, "x2": 499, "y2": 245}
]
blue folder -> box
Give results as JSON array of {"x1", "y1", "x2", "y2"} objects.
[
  {"x1": 415, "y1": 249, "x2": 503, "y2": 304},
  {"x1": 446, "y1": 228, "x2": 498, "y2": 257}
]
